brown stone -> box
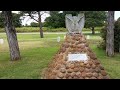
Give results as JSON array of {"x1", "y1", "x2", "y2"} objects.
[
  {"x1": 73, "y1": 76, "x2": 79, "y2": 79},
  {"x1": 85, "y1": 77, "x2": 90, "y2": 79},
  {"x1": 81, "y1": 72, "x2": 86, "y2": 77},
  {"x1": 86, "y1": 64, "x2": 91, "y2": 69},
  {"x1": 70, "y1": 64, "x2": 75, "y2": 69},
  {"x1": 68, "y1": 76, "x2": 72, "y2": 79},
  {"x1": 67, "y1": 69, "x2": 73, "y2": 73},
  {"x1": 99, "y1": 65, "x2": 104, "y2": 70},
  {"x1": 58, "y1": 72, "x2": 64, "y2": 78},
  {"x1": 91, "y1": 77, "x2": 97, "y2": 79},
  {"x1": 74, "y1": 63, "x2": 80, "y2": 68},
  {"x1": 76, "y1": 72, "x2": 81, "y2": 76},
  {"x1": 88, "y1": 60, "x2": 93, "y2": 65},
  {"x1": 60, "y1": 68, "x2": 66, "y2": 73},
  {"x1": 98, "y1": 76, "x2": 103, "y2": 79},
  {"x1": 80, "y1": 62, "x2": 84, "y2": 67},
  {"x1": 93, "y1": 72, "x2": 99, "y2": 77},
  {"x1": 80, "y1": 67, "x2": 84, "y2": 72},
  {"x1": 79, "y1": 77, "x2": 84, "y2": 79},
  {"x1": 66, "y1": 63, "x2": 71, "y2": 69},
  {"x1": 73, "y1": 68, "x2": 79, "y2": 72},
  {"x1": 86, "y1": 72, "x2": 92, "y2": 77},
  {"x1": 65, "y1": 73, "x2": 70, "y2": 78},
  {"x1": 103, "y1": 75, "x2": 110, "y2": 79},
  {"x1": 101, "y1": 70, "x2": 107, "y2": 76},
  {"x1": 71, "y1": 72, "x2": 76, "y2": 77},
  {"x1": 91, "y1": 64, "x2": 96, "y2": 69},
  {"x1": 95, "y1": 67, "x2": 101, "y2": 73},
  {"x1": 94, "y1": 60, "x2": 100, "y2": 65},
  {"x1": 89, "y1": 68, "x2": 94, "y2": 73},
  {"x1": 84, "y1": 68, "x2": 90, "y2": 73}
]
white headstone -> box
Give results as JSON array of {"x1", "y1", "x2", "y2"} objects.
[
  {"x1": 68, "y1": 53, "x2": 88, "y2": 61},
  {"x1": 57, "y1": 36, "x2": 60, "y2": 42},
  {"x1": 87, "y1": 35, "x2": 90, "y2": 39},
  {"x1": 64, "y1": 35, "x2": 66, "y2": 39},
  {"x1": 0, "y1": 39, "x2": 4, "y2": 44}
]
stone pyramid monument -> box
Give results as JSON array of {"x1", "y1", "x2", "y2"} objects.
[{"x1": 43, "y1": 13, "x2": 110, "y2": 79}]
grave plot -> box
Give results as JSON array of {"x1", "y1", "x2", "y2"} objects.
[{"x1": 43, "y1": 33, "x2": 110, "y2": 79}]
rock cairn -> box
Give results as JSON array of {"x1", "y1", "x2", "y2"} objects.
[{"x1": 43, "y1": 33, "x2": 110, "y2": 79}]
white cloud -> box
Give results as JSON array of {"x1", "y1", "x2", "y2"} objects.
[{"x1": 115, "y1": 11, "x2": 120, "y2": 20}]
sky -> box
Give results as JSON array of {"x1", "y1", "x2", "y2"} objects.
[{"x1": 12, "y1": 11, "x2": 120, "y2": 26}]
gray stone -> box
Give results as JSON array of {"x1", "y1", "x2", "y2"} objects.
[{"x1": 65, "y1": 13, "x2": 85, "y2": 33}]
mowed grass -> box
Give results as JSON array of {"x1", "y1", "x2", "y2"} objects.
[{"x1": 0, "y1": 32, "x2": 120, "y2": 79}]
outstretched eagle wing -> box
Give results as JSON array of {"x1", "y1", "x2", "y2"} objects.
[
  {"x1": 77, "y1": 13, "x2": 85, "y2": 33},
  {"x1": 65, "y1": 14, "x2": 74, "y2": 33}
]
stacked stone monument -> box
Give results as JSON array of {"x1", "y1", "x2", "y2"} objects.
[{"x1": 43, "y1": 13, "x2": 110, "y2": 79}]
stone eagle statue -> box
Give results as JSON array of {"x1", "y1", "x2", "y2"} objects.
[{"x1": 65, "y1": 13, "x2": 85, "y2": 33}]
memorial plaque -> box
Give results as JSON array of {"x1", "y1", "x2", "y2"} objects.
[{"x1": 68, "y1": 53, "x2": 88, "y2": 61}]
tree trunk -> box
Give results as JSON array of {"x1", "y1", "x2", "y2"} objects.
[
  {"x1": 38, "y1": 11, "x2": 44, "y2": 38},
  {"x1": 2, "y1": 11, "x2": 21, "y2": 60},
  {"x1": 106, "y1": 11, "x2": 114, "y2": 57},
  {"x1": 91, "y1": 27, "x2": 95, "y2": 34}
]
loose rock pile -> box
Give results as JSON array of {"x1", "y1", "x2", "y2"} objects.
[{"x1": 43, "y1": 33, "x2": 110, "y2": 79}]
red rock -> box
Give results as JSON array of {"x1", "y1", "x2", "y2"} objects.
[
  {"x1": 81, "y1": 72, "x2": 86, "y2": 77},
  {"x1": 73, "y1": 68, "x2": 79, "y2": 72}
]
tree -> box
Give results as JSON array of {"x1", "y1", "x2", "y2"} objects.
[
  {"x1": 106, "y1": 11, "x2": 114, "y2": 57},
  {"x1": 38, "y1": 11, "x2": 43, "y2": 38},
  {"x1": 84, "y1": 11, "x2": 106, "y2": 34},
  {"x1": 30, "y1": 22, "x2": 39, "y2": 27},
  {"x1": 21, "y1": 11, "x2": 48, "y2": 38},
  {"x1": 44, "y1": 11, "x2": 80, "y2": 28},
  {"x1": 2, "y1": 11, "x2": 21, "y2": 60},
  {"x1": 0, "y1": 12, "x2": 22, "y2": 28}
]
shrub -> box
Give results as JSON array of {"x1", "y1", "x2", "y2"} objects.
[{"x1": 98, "y1": 18, "x2": 120, "y2": 52}]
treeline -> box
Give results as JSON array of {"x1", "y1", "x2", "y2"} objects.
[{"x1": 0, "y1": 11, "x2": 107, "y2": 34}]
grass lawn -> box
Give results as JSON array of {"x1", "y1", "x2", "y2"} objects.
[{"x1": 0, "y1": 32, "x2": 120, "y2": 79}]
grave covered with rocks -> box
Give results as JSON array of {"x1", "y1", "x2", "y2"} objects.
[
  {"x1": 43, "y1": 33, "x2": 110, "y2": 79},
  {"x1": 42, "y1": 13, "x2": 110, "y2": 79}
]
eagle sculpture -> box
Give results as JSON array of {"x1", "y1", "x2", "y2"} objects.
[{"x1": 65, "y1": 13, "x2": 85, "y2": 33}]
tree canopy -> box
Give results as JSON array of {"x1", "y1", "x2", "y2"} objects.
[
  {"x1": 0, "y1": 12, "x2": 22, "y2": 27},
  {"x1": 44, "y1": 11, "x2": 106, "y2": 34}
]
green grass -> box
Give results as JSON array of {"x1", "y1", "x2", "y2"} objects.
[{"x1": 0, "y1": 32, "x2": 120, "y2": 79}]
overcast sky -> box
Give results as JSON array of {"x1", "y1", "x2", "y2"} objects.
[{"x1": 12, "y1": 11, "x2": 120, "y2": 26}]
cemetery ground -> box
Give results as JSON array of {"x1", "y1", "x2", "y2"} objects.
[{"x1": 0, "y1": 32, "x2": 120, "y2": 79}]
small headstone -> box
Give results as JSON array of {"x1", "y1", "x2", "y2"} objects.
[
  {"x1": 57, "y1": 36, "x2": 60, "y2": 42},
  {"x1": 68, "y1": 53, "x2": 88, "y2": 61},
  {"x1": 87, "y1": 35, "x2": 90, "y2": 39},
  {"x1": 0, "y1": 39, "x2": 4, "y2": 44},
  {"x1": 64, "y1": 35, "x2": 66, "y2": 39}
]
